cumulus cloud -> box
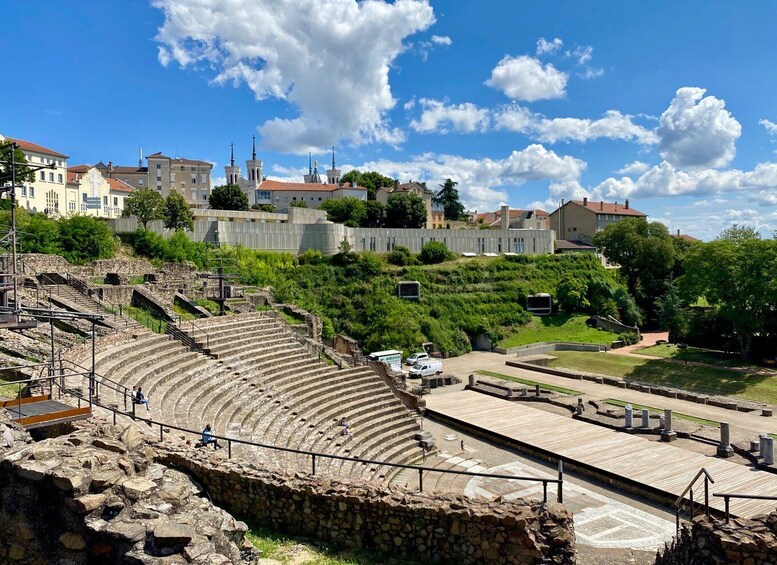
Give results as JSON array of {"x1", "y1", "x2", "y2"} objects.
[
  {"x1": 431, "y1": 35, "x2": 452, "y2": 46},
  {"x1": 485, "y1": 55, "x2": 567, "y2": 101},
  {"x1": 356, "y1": 144, "x2": 586, "y2": 211},
  {"x1": 152, "y1": 0, "x2": 435, "y2": 153},
  {"x1": 616, "y1": 161, "x2": 650, "y2": 175},
  {"x1": 760, "y1": 118, "x2": 777, "y2": 138},
  {"x1": 536, "y1": 37, "x2": 563, "y2": 55},
  {"x1": 657, "y1": 87, "x2": 741, "y2": 169},
  {"x1": 409, "y1": 99, "x2": 490, "y2": 133}
]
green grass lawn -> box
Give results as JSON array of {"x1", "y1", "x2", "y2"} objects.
[
  {"x1": 602, "y1": 398, "x2": 720, "y2": 427},
  {"x1": 475, "y1": 370, "x2": 582, "y2": 395},
  {"x1": 497, "y1": 314, "x2": 619, "y2": 349},
  {"x1": 634, "y1": 344, "x2": 755, "y2": 368},
  {"x1": 549, "y1": 350, "x2": 777, "y2": 404},
  {"x1": 124, "y1": 305, "x2": 168, "y2": 334},
  {"x1": 280, "y1": 310, "x2": 306, "y2": 325},
  {"x1": 0, "y1": 379, "x2": 22, "y2": 400},
  {"x1": 171, "y1": 304, "x2": 197, "y2": 321},
  {"x1": 247, "y1": 527, "x2": 410, "y2": 565},
  {"x1": 194, "y1": 298, "x2": 221, "y2": 315}
]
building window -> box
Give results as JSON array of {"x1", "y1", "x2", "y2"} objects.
[
  {"x1": 103, "y1": 195, "x2": 108, "y2": 205},
  {"x1": 20, "y1": 186, "x2": 26, "y2": 196},
  {"x1": 49, "y1": 172, "x2": 54, "y2": 182},
  {"x1": 275, "y1": 197, "x2": 280, "y2": 202},
  {"x1": 369, "y1": 237, "x2": 376, "y2": 251},
  {"x1": 57, "y1": 173, "x2": 63, "y2": 183},
  {"x1": 191, "y1": 166, "x2": 196, "y2": 172},
  {"x1": 156, "y1": 163, "x2": 161, "y2": 170},
  {"x1": 256, "y1": 190, "x2": 270, "y2": 200},
  {"x1": 82, "y1": 193, "x2": 87, "y2": 202},
  {"x1": 191, "y1": 190, "x2": 196, "y2": 201},
  {"x1": 512, "y1": 237, "x2": 525, "y2": 253},
  {"x1": 113, "y1": 196, "x2": 118, "y2": 206},
  {"x1": 190, "y1": 174, "x2": 197, "y2": 185},
  {"x1": 284, "y1": 196, "x2": 289, "y2": 202},
  {"x1": 138, "y1": 179, "x2": 144, "y2": 187},
  {"x1": 292, "y1": 196, "x2": 297, "y2": 201},
  {"x1": 498, "y1": 238, "x2": 502, "y2": 253},
  {"x1": 29, "y1": 187, "x2": 34, "y2": 197},
  {"x1": 200, "y1": 174, "x2": 207, "y2": 184},
  {"x1": 40, "y1": 171, "x2": 45, "y2": 181},
  {"x1": 202, "y1": 192, "x2": 207, "y2": 201},
  {"x1": 477, "y1": 237, "x2": 485, "y2": 254},
  {"x1": 45, "y1": 190, "x2": 59, "y2": 213},
  {"x1": 68, "y1": 201, "x2": 76, "y2": 212},
  {"x1": 180, "y1": 166, "x2": 184, "y2": 171},
  {"x1": 318, "y1": 197, "x2": 322, "y2": 201}
]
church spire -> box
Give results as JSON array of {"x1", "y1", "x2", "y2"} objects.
[
  {"x1": 331, "y1": 146, "x2": 336, "y2": 170},
  {"x1": 252, "y1": 135, "x2": 256, "y2": 161},
  {"x1": 230, "y1": 142, "x2": 234, "y2": 167},
  {"x1": 308, "y1": 152, "x2": 312, "y2": 175}
]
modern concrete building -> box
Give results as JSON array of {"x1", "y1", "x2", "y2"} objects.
[
  {"x1": 66, "y1": 167, "x2": 133, "y2": 218},
  {"x1": 549, "y1": 198, "x2": 646, "y2": 242},
  {"x1": 110, "y1": 205, "x2": 554, "y2": 257},
  {"x1": 1, "y1": 134, "x2": 69, "y2": 217}
]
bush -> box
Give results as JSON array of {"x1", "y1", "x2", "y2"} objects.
[
  {"x1": 618, "y1": 332, "x2": 639, "y2": 345},
  {"x1": 58, "y1": 216, "x2": 116, "y2": 264},
  {"x1": 418, "y1": 241, "x2": 452, "y2": 264},
  {"x1": 298, "y1": 249, "x2": 325, "y2": 265},
  {"x1": 387, "y1": 245, "x2": 417, "y2": 266}
]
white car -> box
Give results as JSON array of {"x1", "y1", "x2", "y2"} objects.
[{"x1": 405, "y1": 352, "x2": 430, "y2": 365}]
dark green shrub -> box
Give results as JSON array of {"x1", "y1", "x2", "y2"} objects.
[
  {"x1": 418, "y1": 241, "x2": 452, "y2": 264},
  {"x1": 58, "y1": 216, "x2": 116, "y2": 264}
]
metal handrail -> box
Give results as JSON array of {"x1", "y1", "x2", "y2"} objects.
[
  {"x1": 713, "y1": 492, "x2": 777, "y2": 523},
  {"x1": 675, "y1": 467, "x2": 714, "y2": 531},
  {"x1": 16, "y1": 362, "x2": 565, "y2": 502}
]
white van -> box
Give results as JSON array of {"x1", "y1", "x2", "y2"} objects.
[{"x1": 408, "y1": 359, "x2": 443, "y2": 378}]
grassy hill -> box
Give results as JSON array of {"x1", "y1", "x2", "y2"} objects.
[{"x1": 497, "y1": 314, "x2": 619, "y2": 348}]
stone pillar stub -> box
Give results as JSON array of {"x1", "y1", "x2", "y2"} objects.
[
  {"x1": 717, "y1": 422, "x2": 734, "y2": 458},
  {"x1": 641, "y1": 409, "x2": 650, "y2": 428},
  {"x1": 468, "y1": 374, "x2": 476, "y2": 387},
  {"x1": 764, "y1": 437, "x2": 775, "y2": 466},
  {"x1": 624, "y1": 404, "x2": 633, "y2": 428},
  {"x1": 661, "y1": 409, "x2": 677, "y2": 442}
]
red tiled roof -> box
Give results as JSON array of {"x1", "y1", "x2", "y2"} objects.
[
  {"x1": 6, "y1": 137, "x2": 68, "y2": 159},
  {"x1": 147, "y1": 152, "x2": 212, "y2": 167},
  {"x1": 260, "y1": 179, "x2": 366, "y2": 192},
  {"x1": 569, "y1": 200, "x2": 646, "y2": 217},
  {"x1": 672, "y1": 233, "x2": 700, "y2": 242},
  {"x1": 107, "y1": 178, "x2": 133, "y2": 193},
  {"x1": 66, "y1": 171, "x2": 81, "y2": 183},
  {"x1": 68, "y1": 165, "x2": 91, "y2": 174}
]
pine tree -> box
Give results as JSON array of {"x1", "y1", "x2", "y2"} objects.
[{"x1": 433, "y1": 178, "x2": 465, "y2": 221}]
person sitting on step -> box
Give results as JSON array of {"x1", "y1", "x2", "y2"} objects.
[
  {"x1": 200, "y1": 424, "x2": 221, "y2": 449},
  {"x1": 135, "y1": 386, "x2": 150, "y2": 410}
]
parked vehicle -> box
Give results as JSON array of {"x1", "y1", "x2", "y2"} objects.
[
  {"x1": 408, "y1": 359, "x2": 443, "y2": 378},
  {"x1": 405, "y1": 352, "x2": 430, "y2": 365},
  {"x1": 368, "y1": 350, "x2": 403, "y2": 372}
]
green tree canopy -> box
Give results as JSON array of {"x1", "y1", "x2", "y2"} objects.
[
  {"x1": 289, "y1": 200, "x2": 308, "y2": 208},
  {"x1": 0, "y1": 141, "x2": 35, "y2": 186},
  {"x1": 433, "y1": 178, "x2": 466, "y2": 221},
  {"x1": 593, "y1": 218, "x2": 675, "y2": 324},
  {"x1": 162, "y1": 191, "x2": 194, "y2": 231},
  {"x1": 123, "y1": 187, "x2": 164, "y2": 229},
  {"x1": 385, "y1": 192, "x2": 426, "y2": 229},
  {"x1": 362, "y1": 200, "x2": 386, "y2": 228},
  {"x1": 58, "y1": 216, "x2": 116, "y2": 264},
  {"x1": 17, "y1": 212, "x2": 61, "y2": 254},
  {"x1": 341, "y1": 169, "x2": 394, "y2": 200},
  {"x1": 681, "y1": 236, "x2": 777, "y2": 359},
  {"x1": 320, "y1": 197, "x2": 365, "y2": 227},
  {"x1": 716, "y1": 224, "x2": 760, "y2": 242},
  {"x1": 655, "y1": 281, "x2": 687, "y2": 343},
  {"x1": 418, "y1": 241, "x2": 453, "y2": 264},
  {"x1": 209, "y1": 184, "x2": 248, "y2": 211}
]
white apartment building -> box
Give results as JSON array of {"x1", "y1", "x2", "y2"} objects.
[
  {"x1": 66, "y1": 166, "x2": 132, "y2": 218},
  {"x1": 1, "y1": 134, "x2": 69, "y2": 217}
]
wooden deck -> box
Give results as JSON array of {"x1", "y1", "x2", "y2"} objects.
[
  {"x1": 425, "y1": 391, "x2": 777, "y2": 518},
  {"x1": 2, "y1": 395, "x2": 91, "y2": 429}
]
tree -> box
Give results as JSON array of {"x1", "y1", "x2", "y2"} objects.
[
  {"x1": 556, "y1": 278, "x2": 589, "y2": 313},
  {"x1": 17, "y1": 213, "x2": 61, "y2": 254},
  {"x1": 320, "y1": 197, "x2": 365, "y2": 227},
  {"x1": 385, "y1": 192, "x2": 426, "y2": 229},
  {"x1": 717, "y1": 224, "x2": 760, "y2": 242},
  {"x1": 252, "y1": 204, "x2": 276, "y2": 212},
  {"x1": 362, "y1": 200, "x2": 385, "y2": 228},
  {"x1": 655, "y1": 281, "x2": 687, "y2": 343},
  {"x1": 58, "y1": 216, "x2": 116, "y2": 264},
  {"x1": 681, "y1": 237, "x2": 777, "y2": 359},
  {"x1": 0, "y1": 141, "x2": 35, "y2": 185},
  {"x1": 433, "y1": 178, "x2": 466, "y2": 221},
  {"x1": 123, "y1": 187, "x2": 164, "y2": 229},
  {"x1": 289, "y1": 200, "x2": 308, "y2": 208},
  {"x1": 341, "y1": 169, "x2": 394, "y2": 200},
  {"x1": 209, "y1": 184, "x2": 248, "y2": 211},
  {"x1": 593, "y1": 218, "x2": 675, "y2": 324},
  {"x1": 162, "y1": 191, "x2": 194, "y2": 231}
]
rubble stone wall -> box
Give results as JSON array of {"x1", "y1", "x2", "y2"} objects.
[
  {"x1": 158, "y1": 447, "x2": 576, "y2": 564},
  {"x1": 655, "y1": 515, "x2": 777, "y2": 564}
]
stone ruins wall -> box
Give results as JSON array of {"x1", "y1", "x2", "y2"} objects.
[
  {"x1": 655, "y1": 515, "x2": 777, "y2": 564},
  {"x1": 0, "y1": 416, "x2": 257, "y2": 564},
  {"x1": 158, "y1": 446, "x2": 576, "y2": 564}
]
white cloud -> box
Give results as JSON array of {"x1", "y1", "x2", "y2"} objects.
[
  {"x1": 431, "y1": 35, "x2": 452, "y2": 46},
  {"x1": 494, "y1": 106, "x2": 657, "y2": 144},
  {"x1": 579, "y1": 67, "x2": 604, "y2": 79},
  {"x1": 760, "y1": 118, "x2": 777, "y2": 138},
  {"x1": 152, "y1": 0, "x2": 435, "y2": 154},
  {"x1": 403, "y1": 98, "x2": 416, "y2": 111},
  {"x1": 657, "y1": 87, "x2": 741, "y2": 169},
  {"x1": 616, "y1": 161, "x2": 650, "y2": 175},
  {"x1": 410, "y1": 99, "x2": 490, "y2": 133},
  {"x1": 569, "y1": 45, "x2": 593, "y2": 65},
  {"x1": 358, "y1": 144, "x2": 586, "y2": 211},
  {"x1": 536, "y1": 37, "x2": 563, "y2": 55},
  {"x1": 485, "y1": 55, "x2": 567, "y2": 102}
]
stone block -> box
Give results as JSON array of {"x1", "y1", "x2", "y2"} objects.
[
  {"x1": 122, "y1": 477, "x2": 157, "y2": 500},
  {"x1": 105, "y1": 520, "x2": 147, "y2": 543},
  {"x1": 153, "y1": 523, "x2": 194, "y2": 547},
  {"x1": 69, "y1": 493, "x2": 107, "y2": 513},
  {"x1": 59, "y1": 532, "x2": 87, "y2": 550},
  {"x1": 92, "y1": 438, "x2": 126, "y2": 454}
]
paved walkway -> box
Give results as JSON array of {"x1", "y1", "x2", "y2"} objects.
[
  {"x1": 438, "y1": 351, "x2": 777, "y2": 443},
  {"x1": 426, "y1": 391, "x2": 777, "y2": 518}
]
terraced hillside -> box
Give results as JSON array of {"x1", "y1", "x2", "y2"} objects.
[{"x1": 64, "y1": 311, "x2": 422, "y2": 482}]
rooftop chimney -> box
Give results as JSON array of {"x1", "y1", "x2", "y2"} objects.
[
  {"x1": 600, "y1": 201, "x2": 604, "y2": 210},
  {"x1": 583, "y1": 197, "x2": 588, "y2": 206},
  {"x1": 677, "y1": 229, "x2": 681, "y2": 237},
  {"x1": 625, "y1": 199, "x2": 629, "y2": 209},
  {"x1": 500, "y1": 204, "x2": 510, "y2": 231}
]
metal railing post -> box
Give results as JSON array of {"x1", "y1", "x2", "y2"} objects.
[
  {"x1": 160, "y1": 424, "x2": 164, "y2": 442},
  {"x1": 543, "y1": 481, "x2": 548, "y2": 503},
  {"x1": 557, "y1": 460, "x2": 563, "y2": 503},
  {"x1": 724, "y1": 496, "x2": 730, "y2": 523},
  {"x1": 418, "y1": 468, "x2": 423, "y2": 492},
  {"x1": 704, "y1": 477, "x2": 710, "y2": 521},
  {"x1": 227, "y1": 439, "x2": 232, "y2": 459},
  {"x1": 312, "y1": 454, "x2": 316, "y2": 475}
]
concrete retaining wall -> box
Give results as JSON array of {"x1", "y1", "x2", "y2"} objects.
[{"x1": 494, "y1": 341, "x2": 607, "y2": 356}]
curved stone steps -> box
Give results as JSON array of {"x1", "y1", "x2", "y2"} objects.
[
  {"x1": 258, "y1": 357, "x2": 325, "y2": 383},
  {"x1": 194, "y1": 317, "x2": 280, "y2": 341},
  {"x1": 103, "y1": 345, "x2": 201, "y2": 392},
  {"x1": 330, "y1": 412, "x2": 418, "y2": 468},
  {"x1": 269, "y1": 365, "x2": 365, "y2": 395},
  {"x1": 200, "y1": 324, "x2": 288, "y2": 351},
  {"x1": 161, "y1": 361, "x2": 229, "y2": 429},
  {"x1": 144, "y1": 355, "x2": 211, "y2": 400},
  {"x1": 217, "y1": 342, "x2": 306, "y2": 367},
  {"x1": 94, "y1": 335, "x2": 173, "y2": 377},
  {"x1": 365, "y1": 441, "x2": 424, "y2": 483}
]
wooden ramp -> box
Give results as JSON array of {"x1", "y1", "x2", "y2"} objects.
[
  {"x1": 426, "y1": 391, "x2": 777, "y2": 519},
  {"x1": 2, "y1": 395, "x2": 91, "y2": 430}
]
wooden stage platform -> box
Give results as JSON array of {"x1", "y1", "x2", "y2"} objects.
[
  {"x1": 1, "y1": 395, "x2": 91, "y2": 430},
  {"x1": 425, "y1": 391, "x2": 777, "y2": 519}
]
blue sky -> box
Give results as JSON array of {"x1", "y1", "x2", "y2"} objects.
[{"x1": 4, "y1": 0, "x2": 777, "y2": 239}]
